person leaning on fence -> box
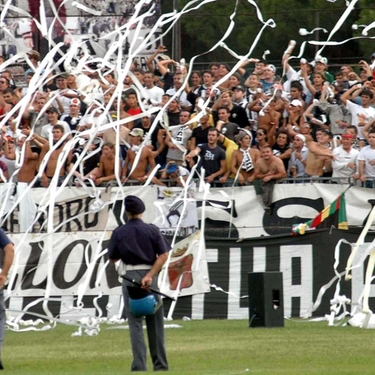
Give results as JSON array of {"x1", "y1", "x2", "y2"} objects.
[
  {"x1": 254, "y1": 144, "x2": 287, "y2": 214},
  {"x1": 108, "y1": 196, "x2": 170, "y2": 372},
  {"x1": 355, "y1": 129, "x2": 375, "y2": 188},
  {"x1": 230, "y1": 129, "x2": 260, "y2": 185},
  {"x1": 0, "y1": 228, "x2": 15, "y2": 370},
  {"x1": 305, "y1": 128, "x2": 335, "y2": 178},
  {"x1": 185, "y1": 128, "x2": 226, "y2": 185},
  {"x1": 288, "y1": 134, "x2": 310, "y2": 181}
]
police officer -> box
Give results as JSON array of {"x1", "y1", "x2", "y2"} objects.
[
  {"x1": 0, "y1": 229, "x2": 15, "y2": 370},
  {"x1": 108, "y1": 195, "x2": 170, "y2": 372}
]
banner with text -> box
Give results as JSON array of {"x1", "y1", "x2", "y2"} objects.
[{"x1": 6, "y1": 228, "x2": 375, "y2": 320}]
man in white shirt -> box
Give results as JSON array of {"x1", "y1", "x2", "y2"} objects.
[
  {"x1": 332, "y1": 133, "x2": 359, "y2": 184},
  {"x1": 166, "y1": 72, "x2": 192, "y2": 112},
  {"x1": 341, "y1": 84, "x2": 375, "y2": 140},
  {"x1": 143, "y1": 71, "x2": 164, "y2": 106},
  {"x1": 288, "y1": 134, "x2": 309, "y2": 180},
  {"x1": 53, "y1": 74, "x2": 79, "y2": 115},
  {"x1": 40, "y1": 107, "x2": 71, "y2": 139},
  {"x1": 356, "y1": 129, "x2": 375, "y2": 188}
]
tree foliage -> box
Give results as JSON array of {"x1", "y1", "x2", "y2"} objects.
[
  {"x1": 161, "y1": 0, "x2": 369, "y2": 69},
  {"x1": 355, "y1": 0, "x2": 375, "y2": 61}
]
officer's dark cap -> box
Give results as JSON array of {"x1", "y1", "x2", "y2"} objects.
[{"x1": 124, "y1": 195, "x2": 145, "y2": 215}]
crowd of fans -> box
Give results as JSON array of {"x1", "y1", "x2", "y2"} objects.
[{"x1": 1, "y1": 41, "x2": 375, "y2": 211}]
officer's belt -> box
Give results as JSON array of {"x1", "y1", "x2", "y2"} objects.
[{"x1": 125, "y1": 264, "x2": 153, "y2": 271}]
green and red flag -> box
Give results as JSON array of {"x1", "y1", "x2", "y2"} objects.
[{"x1": 292, "y1": 193, "x2": 348, "y2": 235}]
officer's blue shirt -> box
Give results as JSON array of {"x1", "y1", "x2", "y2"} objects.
[
  {"x1": 0, "y1": 229, "x2": 12, "y2": 268},
  {"x1": 108, "y1": 219, "x2": 171, "y2": 265}
]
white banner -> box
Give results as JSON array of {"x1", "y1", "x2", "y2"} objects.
[
  {"x1": 159, "y1": 231, "x2": 210, "y2": 298},
  {"x1": 8, "y1": 231, "x2": 119, "y2": 297},
  {"x1": 4, "y1": 183, "x2": 375, "y2": 237}
]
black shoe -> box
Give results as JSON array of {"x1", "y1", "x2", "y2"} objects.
[{"x1": 0, "y1": 359, "x2": 4, "y2": 370}]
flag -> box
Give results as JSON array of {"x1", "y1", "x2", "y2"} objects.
[
  {"x1": 158, "y1": 231, "x2": 210, "y2": 297},
  {"x1": 292, "y1": 193, "x2": 348, "y2": 235}
]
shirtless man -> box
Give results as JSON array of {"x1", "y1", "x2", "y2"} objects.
[
  {"x1": 254, "y1": 145, "x2": 286, "y2": 212},
  {"x1": 38, "y1": 125, "x2": 71, "y2": 187},
  {"x1": 231, "y1": 130, "x2": 260, "y2": 185},
  {"x1": 4, "y1": 134, "x2": 39, "y2": 183},
  {"x1": 121, "y1": 128, "x2": 156, "y2": 184},
  {"x1": 305, "y1": 128, "x2": 335, "y2": 177},
  {"x1": 88, "y1": 143, "x2": 121, "y2": 186},
  {"x1": 249, "y1": 94, "x2": 282, "y2": 139}
]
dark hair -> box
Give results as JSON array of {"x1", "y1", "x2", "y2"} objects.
[
  {"x1": 218, "y1": 106, "x2": 230, "y2": 113},
  {"x1": 191, "y1": 70, "x2": 202, "y2": 78},
  {"x1": 2, "y1": 88, "x2": 13, "y2": 96},
  {"x1": 53, "y1": 124, "x2": 65, "y2": 133},
  {"x1": 290, "y1": 81, "x2": 303, "y2": 92},
  {"x1": 143, "y1": 70, "x2": 155, "y2": 77},
  {"x1": 347, "y1": 125, "x2": 358, "y2": 134},
  {"x1": 276, "y1": 129, "x2": 290, "y2": 143},
  {"x1": 133, "y1": 68, "x2": 145, "y2": 75},
  {"x1": 209, "y1": 63, "x2": 220, "y2": 69},
  {"x1": 203, "y1": 70, "x2": 213, "y2": 77},
  {"x1": 360, "y1": 88, "x2": 374, "y2": 99},
  {"x1": 208, "y1": 128, "x2": 220, "y2": 136},
  {"x1": 125, "y1": 89, "x2": 138, "y2": 98},
  {"x1": 219, "y1": 63, "x2": 230, "y2": 72}
]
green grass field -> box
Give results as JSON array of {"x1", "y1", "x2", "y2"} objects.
[{"x1": 2, "y1": 319, "x2": 375, "y2": 374}]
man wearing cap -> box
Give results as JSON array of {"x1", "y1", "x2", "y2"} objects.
[
  {"x1": 332, "y1": 133, "x2": 359, "y2": 184},
  {"x1": 108, "y1": 195, "x2": 170, "y2": 372},
  {"x1": 231, "y1": 130, "x2": 259, "y2": 185},
  {"x1": 53, "y1": 74, "x2": 79, "y2": 115},
  {"x1": 285, "y1": 99, "x2": 304, "y2": 129},
  {"x1": 40, "y1": 107, "x2": 70, "y2": 139},
  {"x1": 260, "y1": 64, "x2": 276, "y2": 94},
  {"x1": 305, "y1": 128, "x2": 335, "y2": 178},
  {"x1": 60, "y1": 98, "x2": 82, "y2": 131},
  {"x1": 313, "y1": 56, "x2": 334, "y2": 84},
  {"x1": 122, "y1": 128, "x2": 156, "y2": 184},
  {"x1": 288, "y1": 134, "x2": 310, "y2": 180}
]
